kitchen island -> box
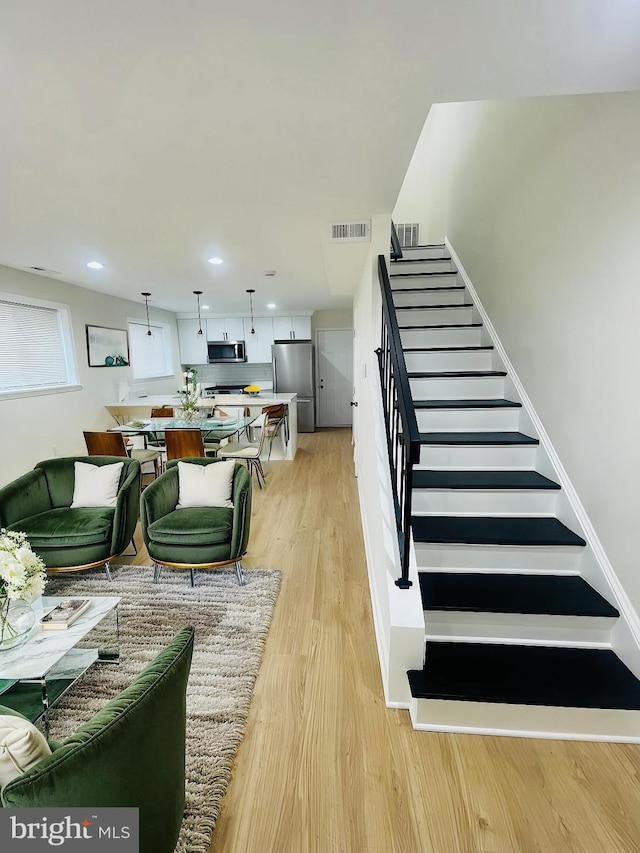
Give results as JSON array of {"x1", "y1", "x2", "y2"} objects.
[{"x1": 105, "y1": 393, "x2": 297, "y2": 460}]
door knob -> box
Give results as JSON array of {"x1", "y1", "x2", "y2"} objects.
[{"x1": 350, "y1": 401, "x2": 358, "y2": 407}]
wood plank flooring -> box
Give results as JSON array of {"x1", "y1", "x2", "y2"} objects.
[{"x1": 131, "y1": 430, "x2": 640, "y2": 853}]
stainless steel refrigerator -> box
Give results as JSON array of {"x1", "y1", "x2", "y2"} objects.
[{"x1": 271, "y1": 340, "x2": 315, "y2": 432}]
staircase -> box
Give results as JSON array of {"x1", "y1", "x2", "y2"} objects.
[{"x1": 390, "y1": 244, "x2": 640, "y2": 740}]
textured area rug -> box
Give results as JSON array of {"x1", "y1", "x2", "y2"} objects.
[{"x1": 45, "y1": 565, "x2": 281, "y2": 853}]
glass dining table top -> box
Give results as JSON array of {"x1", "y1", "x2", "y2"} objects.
[{"x1": 111, "y1": 415, "x2": 256, "y2": 434}]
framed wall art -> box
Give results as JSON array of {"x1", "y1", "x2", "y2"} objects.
[{"x1": 86, "y1": 324, "x2": 130, "y2": 367}]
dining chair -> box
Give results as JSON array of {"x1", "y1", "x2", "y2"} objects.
[
  {"x1": 148, "y1": 408, "x2": 175, "y2": 468},
  {"x1": 164, "y1": 429, "x2": 205, "y2": 461},
  {"x1": 84, "y1": 431, "x2": 162, "y2": 479},
  {"x1": 262, "y1": 404, "x2": 287, "y2": 460},
  {"x1": 217, "y1": 413, "x2": 268, "y2": 488}
]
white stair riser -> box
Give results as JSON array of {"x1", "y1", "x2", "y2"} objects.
[
  {"x1": 419, "y1": 443, "x2": 538, "y2": 469},
  {"x1": 424, "y1": 611, "x2": 615, "y2": 646},
  {"x1": 416, "y1": 407, "x2": 521, "y2": 431},
  {"x1": 391, "y1": 259, "x2": 454, "y2": 274},
  {"x1": 415, "y1": 542, "x2": 582, "y2": 572},
  {"x1": 410, "y1": 376, "x2": 505, "y2": 399},
  {"x1": 393, "y1": 288, "x2": 466, "y2": 307},
  {"x1": 412, "y1": 488, "x2": 559, "y2": 515},
  {"x1": 404, "y1": 350, "x2": 494, "y2": 372},
  {"x1": 399, "y1": 246, "x2": 450, "y2": 260},
  {"x1": 398, "y1": 306, "x2": 474, "y2": 326},
  {"x1": 402, "y1": 327, "x2": 482, "y2": 348},
  {"x1": 409, "y1": 698, "x2": 640, "y2": 742},
  {"x1": 392, "y1": 273, "x2": 458, "y2": 289}
]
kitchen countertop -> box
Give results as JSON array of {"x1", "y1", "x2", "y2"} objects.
[{"x1": 105, "y1": 393, "x2": 296, "y2": 408}]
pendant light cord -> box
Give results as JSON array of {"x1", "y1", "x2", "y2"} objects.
[
  {"x1": 141, "y1": 292, "x2": 152, "y2": 336},
  {"x1": 247, "y1": 289, "x2": 256, "y2": 334},
  {"x1": 194, "y1": 290, "x2": 203, "y2": 335}
]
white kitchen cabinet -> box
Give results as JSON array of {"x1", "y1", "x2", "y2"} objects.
[
  {"x1": 272, "y1": 316, "x2": 312, "y2": 341},
  {"x1": 244, "y1": 317, "x2": 274, "y2": 363},
  {"x1": 206, "y1": 317, "x2": 245, "y2": 341},
  {"x1": 177, "y1": 319, "x2": 208, "y2": 364}
]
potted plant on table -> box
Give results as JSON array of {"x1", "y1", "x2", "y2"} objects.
[
  {"x1": 0, "y1": 529, "x2": 47, "y2": 651},
  {"x1": 179, "y1": 367, "x2": 202, "y2": 423}
]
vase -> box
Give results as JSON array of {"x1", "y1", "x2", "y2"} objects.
[
  {"x1": 0, "y1": 598, "x2": 36, "y2": 651},
  {"x1": 180, "y1": 408, "x2": 201, "y2": 423}
]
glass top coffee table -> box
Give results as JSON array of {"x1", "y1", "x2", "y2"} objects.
[{"x1": 0, "y1": 596, "x2": 120, "y2": 728}]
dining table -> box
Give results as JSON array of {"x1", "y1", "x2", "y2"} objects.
[{"x1": 109, "y1": 414, "x2": 257, "y2": 443}]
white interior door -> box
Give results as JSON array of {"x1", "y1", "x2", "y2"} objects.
[{"x1": 316, "y1": 329, "x2": 354, "y2": 427}]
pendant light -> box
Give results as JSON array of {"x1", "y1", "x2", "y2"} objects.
[
  {"x1": 194, "y1": 290, "x2": 203, "y2": 335},
  {"x1": 246, "y1": 289, "x2": 256, "y2": 334},
  {"x1": 141, "y1": 292, "x2": 152, "y2": 336}
]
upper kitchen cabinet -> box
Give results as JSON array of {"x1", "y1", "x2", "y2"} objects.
[
  {"x1": 272, "y1": 316, "x2": 312, "y2": 341},
  {"x1": 243, "y1": 317, "x2": 273, "y2": 363},
  {"x1": 177, "y1": 319, "x2": 208, "y2": 364},
  {"x1": 206, "y1": 317, "x2": 245, "y2": 341}
]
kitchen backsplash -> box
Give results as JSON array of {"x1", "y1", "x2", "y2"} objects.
[{"x1": 183, "y1": 363, "x2": 274, "y2": 388}]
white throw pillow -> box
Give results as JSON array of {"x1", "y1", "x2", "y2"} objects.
[
  {"x1": 0, "y1": 715, "x2": 52, "y2": 787},
  {"x1": 71, "y1": 461, "x2": 124, "y2": 508},
  {"x1": 176, "y1": 460, "x2": 235, "y2": 509}
]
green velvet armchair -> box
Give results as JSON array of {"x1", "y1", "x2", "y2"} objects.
[
  {"x1": 140, "y1": 458, "x2": 252, "y2": 586},
  {"x1": 1, "y1": 627, "x2": 195, "y2": 853},
  {"x1": 0, "y1": 456, "x2": 141, "y2": 576}
]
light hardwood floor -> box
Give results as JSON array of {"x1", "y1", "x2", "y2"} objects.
[{"x1": 133, "y1": 430, "x2": 640, "y2": 853}]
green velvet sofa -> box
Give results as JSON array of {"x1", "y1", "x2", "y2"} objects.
[
  {"x1": 140, "y1": 458, "x2": 251, "y2": 585},
  {"x1": 1, "y1": 627, "x2": 195, "y2": 853},
  {"x1": 0, "y1": 456, "x2": 141, "y2": 575}
]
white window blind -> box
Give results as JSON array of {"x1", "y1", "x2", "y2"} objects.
[
  {"x1": 128, "y1": 321, "x2": 172, "y2": 379},
  {"x1": 0, "y1": 297, "x2": 73, "y2": 392}
]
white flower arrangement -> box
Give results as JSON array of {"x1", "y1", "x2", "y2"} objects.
[
  {"x1": 0, "y1": 529, "x2": 47, "y2": 603},
  {"x1": 179, "y1": 367, "x2": 201, "y2": 417}
]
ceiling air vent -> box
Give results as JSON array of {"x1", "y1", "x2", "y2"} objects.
[
  {"x1": 330, "y1": 221, "x2": 371, "y2": 242},
  {"x1": 395, "y1": 223, "x2": 420, "y2": 247},
  {"x1": 29, "y1": 266, "x2": 62, "y2": 275}
]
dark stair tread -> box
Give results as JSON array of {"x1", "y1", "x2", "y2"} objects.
[
  {"x1": 413, "y1": 470, "x2": 560, "y2": 490},
  {"x1": 405, "y1": 346, "x2": 494, "y2": 353},
  {"x1": 397, "y1": 303, "x2": 473, "y2": 310},
  {"x1": 400, "y1": 323, "x2": 482, "y2": 330},
  {"x1": 411, "y1": 515, "x2": 586, "y2": 547},
  {"x1": 407, "y1": 644, "x2": 640, "y2": 709},
  {"x1": 418, "y1": 573, "x2": 618, "y2": 617},
  {"x1": 391, "y1": 271, "x2": 458, "y2": 278},
  {"x1": 408, "y1": 370, "x2": 506, "y2": 378},
  {"x1": 392, "y1": 286, "x2": 465, "y2": 293},
  {"x1": 419, "y1": 431, "x2": 538, "y2": 446},
  {"x1": 414, "y1": 398, "x2": 521, "y2": 410}
]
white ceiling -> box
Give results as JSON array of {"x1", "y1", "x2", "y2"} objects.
[{"x1": 2, "y1": 1, "x2": 640, "y2": 316}]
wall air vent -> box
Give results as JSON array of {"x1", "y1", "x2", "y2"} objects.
[
  {"x1": 395, "y1": 223, "x2": 420, "y2": 247},
  {"x1": 330, "y1": 221, "x2": 371, "y2": 242}
]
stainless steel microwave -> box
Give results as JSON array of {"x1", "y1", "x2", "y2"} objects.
[{"x1": 207, "y1": 340, "x2": 246, "y2": 363}]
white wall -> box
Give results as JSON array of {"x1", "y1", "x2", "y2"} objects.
[
  {"x1": 394, "y1": 90, "x2": 640, "y2": 605},
  {"x1": 0, "y1": 265, "x2": 181, "y2": 485},
  {"x1": 311, "y1": 308, "x2": 353, "y2": 334}
]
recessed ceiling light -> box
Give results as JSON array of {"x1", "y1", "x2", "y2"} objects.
[
  {"x1": 87, "y1": 261, "x2": 104, "y2": 269},
  {"x1": 208, "y1": 257, "x2": 223, "y2": 265},
  {"x1": 267, "y1": 303, "x2": 276, "y2": 309},
  {"x1": 201, "y1": 304, "x2": 210, "y2": 310}
]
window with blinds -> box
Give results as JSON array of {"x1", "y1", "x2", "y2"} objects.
[
  {"x1": 128, "y1": 320, "x2": 172, "y2": 379},
  {"x1": 0, "y1": 294, "x2": 77, "y2": 394}
]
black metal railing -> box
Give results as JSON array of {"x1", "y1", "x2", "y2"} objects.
[
  {"x1": 376, "y1": 253, "x2": 420, "y2": 588},
  {"x1": 390, "y1": 221, "x2": 403, "y2": 260}
]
